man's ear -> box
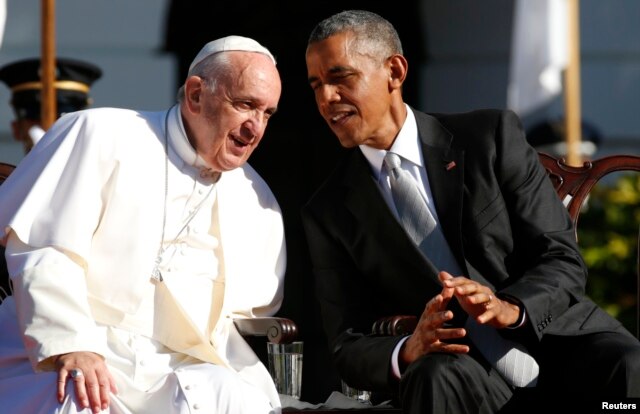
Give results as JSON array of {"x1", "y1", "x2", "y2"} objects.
[
  {"x1": 184, "y1": 76, "x2": 204, "y2": 114},
  {"x1": 388, "y1": 54, "x2": 408, "y2": 90}
]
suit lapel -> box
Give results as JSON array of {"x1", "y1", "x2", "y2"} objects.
[
  {"x1": 413, "y1": 110, "x2": 467, "y2": 273},
  {"x1": 341, "y1": 150, "x2": 400, "y2": 238},
  {"x1": 340, "y1": 148, "x2": 441, "y2": 280}
]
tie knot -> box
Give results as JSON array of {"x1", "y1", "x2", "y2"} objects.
[{"x1": 384, "y1": 152, "x2": 402, "y2": 172}]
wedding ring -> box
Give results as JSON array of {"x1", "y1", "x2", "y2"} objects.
[
  {"x1": 484, "y1": 294, "x2": 493, "y2": 308},
  {"x1": 69, "y1": 368, "x2": 84, "y2": 379}
]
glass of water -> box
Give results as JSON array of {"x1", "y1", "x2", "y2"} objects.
[
  {"x1": 341, "y1": 380, "x2": 372, "y2": 404},
  {"x1": 267, "y1": 341, "x2": 303, "y2": 399}
]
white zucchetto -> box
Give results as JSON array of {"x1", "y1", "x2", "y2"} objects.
[{"x1": 189, "y1": 35, "x2": 276, "y2": 72}]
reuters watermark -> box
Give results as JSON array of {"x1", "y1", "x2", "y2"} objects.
[{"x1": 600, "y1": 400, "x2": 638, "y2": 411}]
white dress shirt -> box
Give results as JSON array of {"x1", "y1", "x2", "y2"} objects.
[{"x1": 360, "y1": 105, "x2": 443, "y2": 227}]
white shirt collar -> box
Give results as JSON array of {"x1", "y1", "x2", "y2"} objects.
[
  {"x1": 360, "y1": 105, "x2": 422, "y2": 179},
  {"x1": 167, "y1": 105, "x2": 212, "y2": 172}
]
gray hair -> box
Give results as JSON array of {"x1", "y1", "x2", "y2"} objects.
[
  {"x1": 308, "y1": 10, "x2": 403, "y2": 61},
  {"x1": 176, "y1": 52, "x2": 232, "y2": 103}
]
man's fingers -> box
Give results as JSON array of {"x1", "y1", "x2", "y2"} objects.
[
  {"x1": 98, "y1": 382, "x2": 112, "y2": 410},
  {"x1": 425, "y1": 294, "x2": 444, "y2": 312},
  {"x1": 423, "y1": 302, "x2": 454, "y2": 325},
  {"x1": 436, "y1": 342, "x2": 470, "y2": 354},
  {"x1": 436, "y1": 326, "x2": 466, "y2": 341},
  {"x1": 107, "y1": 369, "x2": 119, "y2": 395},
  {"x1": 432, "y1": 327, "x2": 469, "y2": 354},
  {"x1": 57, "y1": 371, "x2": 68, "y2": 403},
  {"x1": 71, "y1": 371, "x2": 90, "y2": 410},
  {"x1": 438, "y1": 271, "x2": 453, "y2": 282},
  {"x1": 84, "y1": 379, "x2": 103, "y2": 413},
  {"x1": 55, "y1": 352, "x2": 115, "y2": 413},
  {"x1": 426, "y1": 292, "x2": 455, "y2": 314}
]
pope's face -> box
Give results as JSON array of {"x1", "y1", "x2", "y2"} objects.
[
  {"x1": 186, "y1": 52, "x2": 281, "y2": 172},
  {"x1": 306, "y1": 31, "x2": 394, "y2": 149}
]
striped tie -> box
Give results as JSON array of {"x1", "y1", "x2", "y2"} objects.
[
  {"x1": 384, "y1": 152, "x2": 538, "y2": 388},
  {"x1": 383, "y1": 152, "x2": 457, "y2": 270}
]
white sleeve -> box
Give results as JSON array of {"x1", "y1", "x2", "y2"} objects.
[{"x1": 6, "y1": 232, "x2": 108, "y2": 372}]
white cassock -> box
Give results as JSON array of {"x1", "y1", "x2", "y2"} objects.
[{"x1": 0, "y1": 105, "x2": 287, "y2": 413}]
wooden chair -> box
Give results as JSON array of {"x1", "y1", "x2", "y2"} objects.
[
  {"x1": 0, "y1": 162, "x2": 298, "y2": 343},
  {"x1": 539, "y1": 152, "x2": 640, "y2": 338},
  {"x1": 537, "y1": 153, "x2": 640, "y2": 240},
  {"x1": 373, "y1": 152, "x2": 640, "y2": 340}
]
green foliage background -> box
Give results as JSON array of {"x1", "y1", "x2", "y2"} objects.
[{"x1": 577, "y1": 172, "x2": 640, "y2": 337}]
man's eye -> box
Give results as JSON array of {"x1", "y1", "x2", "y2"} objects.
[{"x1": 335, "y1": 73, "x2": 353, "y2": 82}]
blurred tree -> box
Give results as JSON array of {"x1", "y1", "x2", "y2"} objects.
[{"x1": 578, "y1": 172, "x2": 640, "y2": 337}]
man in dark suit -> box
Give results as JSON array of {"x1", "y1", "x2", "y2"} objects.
[{"x1": 301, "y1": 10, "x2": 640, "y2": 413}]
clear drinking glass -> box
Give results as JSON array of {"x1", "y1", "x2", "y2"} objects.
[
  {"x1": 267, "y1": 341, "x2": 303, "y2": 399},
  {"x1": 341, "y1": 380, "x2": 372, "y2": 404}
]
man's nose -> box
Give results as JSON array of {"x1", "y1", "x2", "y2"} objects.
[{"x1": 317, "y1": 84, "x2": 340, "y2": 105}]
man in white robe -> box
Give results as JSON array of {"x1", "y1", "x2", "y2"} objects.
[{"x1": 0, "y1": 36, "x2": 286, "y2": 413}]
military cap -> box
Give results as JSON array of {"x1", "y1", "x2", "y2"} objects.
[{"x1": 0, "y1": 57, "x2": 102, "y2": 120}]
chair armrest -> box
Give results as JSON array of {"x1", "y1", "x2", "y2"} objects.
[
  {"x1": 233, "y1": 317, "x2": 298, "y2": 344},
  {"x1": 372, "y1": 315, "x2": 418, "y2": 336}
]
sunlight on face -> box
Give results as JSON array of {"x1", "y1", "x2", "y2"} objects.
[
  {"x1": 192, "y1": 52, "x2": 281, "y2": 172},
  {"x1": 306, "y1": 32, "x2": 393, "y2": 149}
]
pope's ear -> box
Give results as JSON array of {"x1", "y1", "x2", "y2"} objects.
[
  {"x1": 184, "y1": 76, "x2": 204, "y2": 113},
  {"x1": 388, "y1": 54, "x2": 408, "y2": 90}
]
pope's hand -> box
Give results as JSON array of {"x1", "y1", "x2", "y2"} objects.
[{"x1": 56, "y1": 351, "x2": 118, "y2": 413}]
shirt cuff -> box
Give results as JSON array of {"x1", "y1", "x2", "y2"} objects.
[
  {"x1": 391, "y1": 335, "x2": 410, "y2": 379},
  {"x1": 507, "y1": 307, "x2": 527, "y2": 329},
  {"x1": 498, "y1": 294, "x2": 527, "y2": 329}
]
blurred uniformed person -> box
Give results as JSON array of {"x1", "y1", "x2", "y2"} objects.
[
  {"x1": 527, "y1": 118, "x2": 602, "y2": 161},
  {"x1": 0, "y1": 58, "x2": 100, "y2": 301},
  {"x1": 0, "y1": 57, "x2": 102, "y2": 154}
]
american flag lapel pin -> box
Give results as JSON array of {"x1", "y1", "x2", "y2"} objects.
[{"x1": 445, "y1": 161, "x2": 456, "y2": 171}]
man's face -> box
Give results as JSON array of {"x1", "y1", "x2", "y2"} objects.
[
  {"x1": 306, "y1": 32, "x2": 394, "y2": 149},
  {"x1": 186, "y1": 52, "x2": 281, "y2": 172}
]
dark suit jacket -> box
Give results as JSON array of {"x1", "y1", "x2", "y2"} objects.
[{"x1": 301, "y1": 108, "x2": 626, "y2": 394}]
